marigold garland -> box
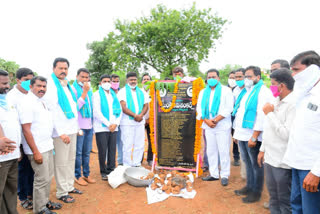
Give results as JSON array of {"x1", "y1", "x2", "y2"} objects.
[{"x1": 149, "y1": 79, "x2": 204, "y2": 176}]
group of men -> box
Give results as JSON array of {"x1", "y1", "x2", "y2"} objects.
[
  {"x1": 0, "y1": 50, "x2": 320, "y2": 214},
  {"x1": 197, "y1": 50, "x2": 320, "y2": 214},
  {"x1": 0, "y1": 58, "x2": 151, "y2": 214}
]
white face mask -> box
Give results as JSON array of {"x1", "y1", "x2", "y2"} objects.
[
  {"x1": 101, "y1": 82, "x2": 111, "y2": 91},
  {"x1": 228, "y1": 79, "x2": 236, "y2": 88},
  {"x1": 129, "y1": 84, "x2": 136, "y2": 89},
  {"x1": 88, "y1": 82, "x2": 91, "y2": 87},
  {"x1": 244, "y1": 78, "x2": 254, "y2": 88}
]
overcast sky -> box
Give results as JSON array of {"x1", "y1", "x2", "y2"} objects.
[{"x1": 1, "y1": 0, "x2": 320, "y2": 79}]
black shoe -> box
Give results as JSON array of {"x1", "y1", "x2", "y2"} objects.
[
  {"x1": 102, "y1": 175, "x2": 108, "y2": 180},
  {"x1": 221, "y1": 178, "x2": 229, "y2": 186},
  {"x1": 233, "y1": 160, "x2": 240, "y2": 166},
  {"x1": 202, "y1": 176, "x2": 219, "y2": 181},
  {"x1": 38, "y1": 207, "x2": 57, "y2": 214},
  {"x1": 242, "y1": 192, "x2": 261, "y2": 203},
  {"x1": 234, "y1": 186, "x2": 250, "y2": 196}
]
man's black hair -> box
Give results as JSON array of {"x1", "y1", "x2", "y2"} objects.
[
  {"x1": 77, "y1": 68, "x2": 90, "y2": 76},
  {"x1": 100, "y1": 74, "x2": 111, "y2": 81},
  {"x1": 206, "y1": 68, "x2": 219, "y2": 78},
  {"x1": 16, "y1": 68, "x2": 34, "y2": 80},
  {"x1": 290, "y1": 50, "x2": 320, "y2": 67},
  {"x1": 111, "y1": 74, "x2": 120, "y2": 80},
  {"x1": 0, "y1": 69, "x2": 9, "y2": 76},
  {"x1": 235, "y1": 68, "x2": 245, "y2": 75},
  {"x1": 30, "y1": 76, "x2": 47, "y2": 86},
  {"x1": 126, "y1": 72, "x2": 137, "y2": 79},
  {"x1": 270, "y1": 68, "x2": 295, "y2": 90},
  {"x1": 228, "y1": 71, "x2": 235, "y2": 77},
  {"x1": 141, "y1": 73, "x2": 152, "y2": 81},
  {"x1": 53, "y1": 57, "x2": 70, "y2": 68},
  {"x1": 271, "y1": 59, "x2": 290, "y2": 69},
  {"x1": 245, "y1": 66, "x2": 261, "y2": 77}
]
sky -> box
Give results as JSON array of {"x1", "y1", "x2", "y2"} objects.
[{"x1": 1, "y1": 0, "x2": 320, "y2": 79}]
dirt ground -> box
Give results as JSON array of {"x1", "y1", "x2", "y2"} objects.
[{"x1": 18, "y1": 137, "x2": 270, "y2": 214}]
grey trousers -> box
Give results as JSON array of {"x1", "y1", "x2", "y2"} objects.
[
  {"x1": 265, "y1": 163, "x2": 292, "y2": 214},
  {"x1": 53, "y1": 134, "x2": 77, "y2": 198},
  {"x1": 0, "y1": 159, "x2": 18, "y2": 214},
  {"x1": 28, "y1": 150, "x2": 54, "y2": 213}
]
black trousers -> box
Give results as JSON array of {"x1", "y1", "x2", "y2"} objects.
[
  {"x1": 0, "y1": 159, "x2": 18, "y2": 214},
  {"x1": 145, "y1": 124, "x2": 153, "y2": 162},
  {"x1": 95, "y1": 131, "x2": 117, "y2": 176}
]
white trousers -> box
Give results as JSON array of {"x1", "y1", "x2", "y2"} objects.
[
  {"x1": 53, "y1": 134, "x2": 77, "y2": 198},
  {"x1": 205, "y1": 128, "x2": 231, "y2": 179},
  {"x1": 121, "y1": 125, "x2": 145, "y2": 167}
]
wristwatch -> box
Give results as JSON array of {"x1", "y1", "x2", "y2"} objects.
[{"x1": 251, "y1": 137, "x2": 257, "y2": 142}]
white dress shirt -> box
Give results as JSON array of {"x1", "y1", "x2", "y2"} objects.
[
  {"x1": 18, "y1": 92, "x2": 54, "y2": 155},
  {"x1": 196, "y1": 85, "x2": 234, "y2": 131},
  {"x1": 93, "y1": 90, "x2": 122, "y2": 133},
  {"x1": 118, "y1": 87, "x2": 150, "y2": 126},
  {"x1": 233, "y1": 85, "x2": 274, "y2": 142},
  {"x1": 43, "y1": 76, "x2": 78, "y2": 138},
  {"x1": 0, "y1": 98, "x2": 21, "y2": 162},
  {"x1": 260, "y1": 93, "x2": 296, "y2": 169},
  {"x1": 283, "y1": 72, "x2": 320, "y2": 176}
]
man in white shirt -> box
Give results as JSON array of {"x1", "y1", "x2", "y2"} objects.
[
  {"x1": 141, "y1": 73, "x2": 153, "y2": 166},
  {"x1": 93, "y1": 74, "x2": 122, "y2": 180},
  {"x1": 257, "y1": 69, "x2": 295, "y2": 214},
  {"x1": 19, "y1": 76, "x2": 62, "y2": 214},
  {"x1": 196, "y1": 69, "x2": 234, "y2": 186},
  {"x1": 0, "y1": 69, "x2": 21, "y2": 214},
  {"x1": 6, "y1": 68, "x2": 35, "y2": 210},
  {"x1": 43, "y1": 58, "x2": 81, "y2": 203},
  {"x1": 233, "y1": 66, "x2": 274, "y2": 203},
  {"x1": 118, "y1": 72, "x2": 149, "y2": 167},
  {"x1": 283, "y1": 51, "x2": 320, "y2": 214},
  {"x1": 232, "y1": 68, "x2": 247, "y2": 179}
]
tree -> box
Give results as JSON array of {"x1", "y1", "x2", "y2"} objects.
[
  {"x1": 105, "y1": 3, "x2": 227, "y2": 78},
  {"x1": 86, "y1": 35, "x2": 115, "y2": 88},
  {"x1": 0, "y1": 58, "x2": 19, "y2": 86},
  {"x1": 218, "y1": 64, "x2": 242, "y2": 85}
]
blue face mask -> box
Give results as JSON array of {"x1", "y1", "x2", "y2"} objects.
[
  {"x1": 21, "y1": 80, "x2": 31, "y2": 91},
  {"x1": 207, "y1": 78, "x2": 218, "y2": 87},
  {"x1": 236, "y1": 80, "x2": 245, "y2": 87}
]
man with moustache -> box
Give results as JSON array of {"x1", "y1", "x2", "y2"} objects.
[
  {"x1": 0, "y1": 69, "x2": 21, "y2": 214},
  {"x1": 118, "y1": 72, "x2": 149, "y2": 167},
  {"x1": 19, "y1": 76, "x2": 62, "y2": 214},
  {"x1": 233, "y1": 66, "x2": 274, "y2": 203},
  {"x1": 43, "y1": 58, "x2": 81, "y2": 204}
]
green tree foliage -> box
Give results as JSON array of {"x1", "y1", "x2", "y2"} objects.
[
  {"x1": 0, "y1": 58, "x2": 20, "y2": 86},
  {"x1": 87, "y1": 3, "x2": 227, "y2": 81},
  {"x1": 217, "y1": 64, "x2": 242, "y2": 85},
  {"x1": 86, "y1": 36, "x2": 115, "y2": 88}
]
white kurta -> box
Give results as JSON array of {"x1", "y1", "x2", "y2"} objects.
[
  {"x1": 92, "y1": 90, "x2": 122, "y2": 133},
  {"x1": 117, "y1": 87, "x2": 150, "y2": 166},
  {"x1": 233, "y1": 85, "x2": 274, "y2": 142},
  {"x1": 196, "y1": 85, "x2": 234, "y2": 178}
]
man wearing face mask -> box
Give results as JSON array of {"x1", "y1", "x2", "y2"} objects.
[
  {"x1": 110, "y1": 74, "x2": 123, "y2": 166},
  {"x1": 71, "y1": 68, "x2": 96, "y2": 186},
  {"x1": 196, "y1": 69, "x2": 234, "y2": 186},
  {"x1": 282, "y1": 50, "x2": 320, "y2": 214},
  {"x1": 7, "y1": 68, "x2": 35, "y2": 211},
  {"x1": 93, "y1": 74, "x2": 122, "y2": 180},
  {"x1": 141, "y1": 73, "x2": 153, "y2": 166},
  {"x1": 0, "y1": 69, "x2": 21, "y2": 214},
  {"x1": 233, "y1": 66, "x2": 274, "y2": 203},
  {"x1": 256, "y1": 69, "x2": 295, "y2": 214},
  {"x1": 43, "y1": 57, "x2": 81, "y2": 204},
  {"x1": 118, "y1": 72, "x2": 149, "y2": 167},
  {"x1": 232, "y1": 68, "x2": 246, "y2": 176}
]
